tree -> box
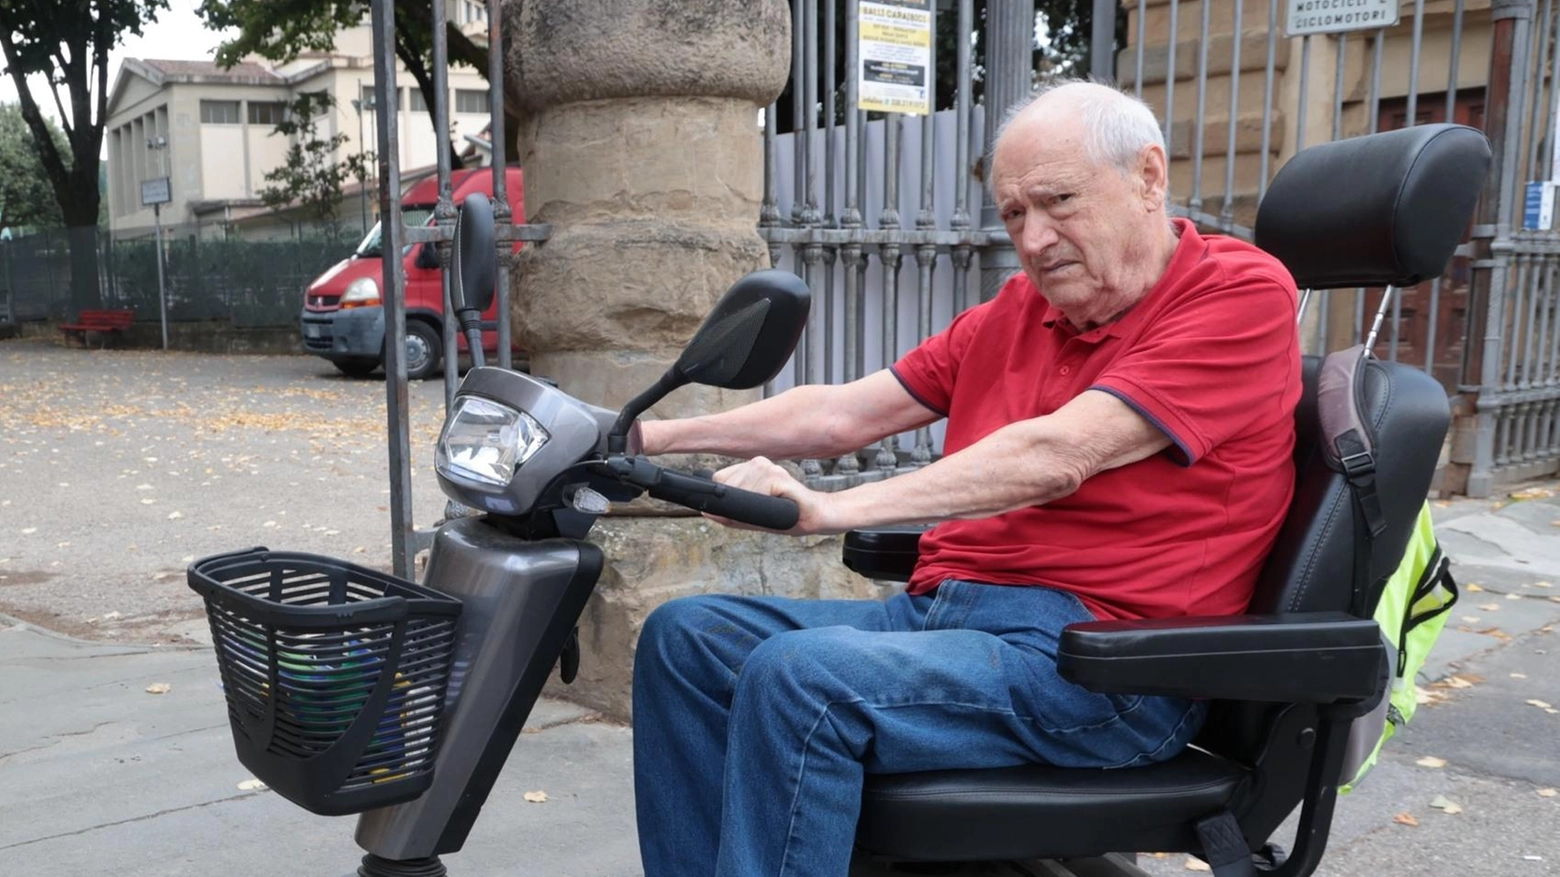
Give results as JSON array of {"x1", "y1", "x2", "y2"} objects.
[
  {"x1": 257, "y1": 91, "x2": 371, "y2": 242},
  {"x1": 197, "y1": 0, "x2": 494, "y2": 162},
  {"x1": 0, "y1": 0, "x2": 168, "y2": 309},
  {"x1": 0, "y1": 102, "x2": 65, "y2": 232}
]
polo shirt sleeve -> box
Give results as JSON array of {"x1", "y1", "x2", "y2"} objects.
[
  {"x1": 889, "y1": 301, "x2": 992, "y2": 418},
  {"x1": 1091, "y1": 273, "x2": 1298, "y2": 466}
]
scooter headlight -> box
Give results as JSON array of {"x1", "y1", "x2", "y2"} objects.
[{"x1": 436, "y1": 396, "x2": 550, "y2": 488}]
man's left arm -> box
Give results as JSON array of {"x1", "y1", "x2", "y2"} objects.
[{"x1": 712, "y1": 389, "x2": 1170, "y2": 535}]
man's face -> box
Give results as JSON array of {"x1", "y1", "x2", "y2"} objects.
[{"x1": 992, "y1": 119, "x2": 1161, "y2": 326}]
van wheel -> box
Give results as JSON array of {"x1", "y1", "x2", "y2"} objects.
[
  {"x1": 403, "y1": 320, "x2": 443, "y2": 380},
  {"x1": 333, "y1": 358, "x2": 379, "y2": 378}
]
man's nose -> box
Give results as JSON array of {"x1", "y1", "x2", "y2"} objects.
[{"x1": 1018, "y1": 212, "x2": 1059, "y2": 257}]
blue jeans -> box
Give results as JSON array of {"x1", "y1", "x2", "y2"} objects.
[{"x1": 631, "y1": 581, "x2": 1207, "y2": 877}]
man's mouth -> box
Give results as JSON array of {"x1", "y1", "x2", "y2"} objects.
[{"x1": 1041, "y1": 261, "x2": 1076, "y2": 275}]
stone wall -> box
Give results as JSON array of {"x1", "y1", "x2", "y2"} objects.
[{"x1": 506, "y1": 0, "x2": 878, "y2": 721}]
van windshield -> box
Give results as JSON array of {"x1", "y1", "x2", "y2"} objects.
[{"x1": 354, "y1": 208, "x2": 435, "y2": 258}]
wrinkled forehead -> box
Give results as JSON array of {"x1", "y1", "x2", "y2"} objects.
[{"x1": 991, "y1": 118, "x2": 1096, "y2": 195}]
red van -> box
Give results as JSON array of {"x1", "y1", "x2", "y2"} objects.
[{"x1": 299, "y1": 167, "x2": 524, "y2": 379}]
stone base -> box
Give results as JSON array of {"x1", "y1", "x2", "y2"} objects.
[{"x1": 543, "y1": 514, "x2": 890, "y2": 721}]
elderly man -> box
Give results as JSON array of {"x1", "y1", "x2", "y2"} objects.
[{"x1": 630, "y1": 80, "x2": 1301, "y2": 877}]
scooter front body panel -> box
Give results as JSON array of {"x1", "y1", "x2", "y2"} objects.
[{"x1": 355, "y1": 515, "x2": 604, "y2": 860}]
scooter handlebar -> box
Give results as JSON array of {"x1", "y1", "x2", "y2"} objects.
[{"x1": 602, "y1": 456, "x2": 800, "y2": 531}]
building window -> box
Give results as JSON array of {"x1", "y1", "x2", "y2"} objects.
[
  {"x1": 410, "y1": 88, "x2": 430, "y2": 113},
  {"x1": 455, "y1": 89, "x2": 489, "y2": 114},
  {"x1": 247, "y1": 101, "x2": 287, "y2": 126},
  {"x1": 358, "y1": 85, "x2": 405, "y2": 111},
  {"x1": 200, "y1": 100, "x2": 241, "y2": 124},
  {"x1": 462, "y1": 1, "x2": 487, "y2": 25}
]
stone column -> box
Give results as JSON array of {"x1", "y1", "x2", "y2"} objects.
[{"x1": 506, "y1": 0, "x2": 879, "y2": 720}]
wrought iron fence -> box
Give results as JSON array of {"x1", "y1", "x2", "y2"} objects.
[
  {"x1": 0, "y1": 225, "x2": 346, "y2": 327},
  {"x1": 760, "y1": 0, "x2": 1560, "y2": 494}
]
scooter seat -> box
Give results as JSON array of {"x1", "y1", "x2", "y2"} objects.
[{"x1": 857, "y1": 747, "x2": 1246, "y2": 862}]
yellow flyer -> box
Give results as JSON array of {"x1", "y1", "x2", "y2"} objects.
[{"x1": 859, "y1": 0, "x2": 933, "y2": 115}]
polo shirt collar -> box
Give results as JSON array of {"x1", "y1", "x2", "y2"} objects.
[{"x1": 1038, "y1": 218, "x2": 1204, "y2": 342}]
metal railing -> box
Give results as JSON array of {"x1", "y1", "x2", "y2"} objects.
[
  {"x1": 759, "y1": 0, "x2": 1560, "y2": 493},
  {"x1": 366, "y1": 0, "x2": 552, "y2": 577}
]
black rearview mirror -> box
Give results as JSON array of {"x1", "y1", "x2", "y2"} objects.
[
  {"x1": 450, "y1": 192, "x2": 496, "y2": 315},
  {"x1": 607, "y1": 269, "x2": 811, "y2": 453},
  {"x1": 672, "y1": 269, "x2": 811, "y2": 389}
]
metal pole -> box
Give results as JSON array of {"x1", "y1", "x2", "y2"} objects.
[
  {"x1": 836, "y1": 0, "x2": 863, "y2": 479},
  {"x1": 952, "y1": 0, "x2": 974, "y2": 313},
  {"x1": 432, "y1": 0, "x2": 458, "y2": 408},
  {"x1": 154, "y1": 203, "x2": 167, "y2": 351},
  {"x1": 1190, "y1": 0, "x2": 1211, "y2": 213},
  {"x1": 1221, "y1": 0, "x2": 1244, "y2": 227},
  {"x1": 1297, "y1": 36, "x2": 1313, "y2": 151},
  {"x1": 358, "y1": 105, "x2": 369, "y2": 237},
  {"x1": 1259, "y1": 0, "x2": 1278, "y2": 198},
  {"x1": 371, "y1": 0, "x2": 415, "y2": 578},
  {"x1": 914, "y1": 1, "x2": 938, "y2": 467},
  {"x1": 1449, "y1": 0, "x2": 1466, "y2": 121},
  {"x1": 1135, "y1": 0, "x2": 1147, "y2": 97},
  {"x1": 488, "y1": 0, "x2": 512, "y2": 371},
  {"x1": 1165, "y1": 0, "x2": 1179, "y2": 162},
  {"x1": 979, "y1": 0, "x2": 1034, "y2": 302},
  {"x1": 878, "y1": 114, "x2": 903, "y2": 472},
  {"x1": 1407, "y1": 0, "x2": 1427, "y2": 125},
  {"x1": 1468, "y1": 0, "x2": 1535, "y2": 497},
  {"x1": 1092, "y1": 0, "x2": 1117, "y2": 83}
]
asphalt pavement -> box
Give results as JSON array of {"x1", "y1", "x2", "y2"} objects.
[{"x1": 2, "y1": 337, "x2": 1558, "y2": 877}]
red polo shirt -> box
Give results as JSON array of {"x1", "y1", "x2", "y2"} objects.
[{"x1": 890, "y1": 219, "x2": 1301, "y2": 621}]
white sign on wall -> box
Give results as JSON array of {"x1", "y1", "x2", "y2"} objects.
[
  {"x1": 858, "y1": 0, "x2": 933, "y2": 116},
  {"x1": 1286, "y1": 0, "x2": 1400, "y2": 37}
]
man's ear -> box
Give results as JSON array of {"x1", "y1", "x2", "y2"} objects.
[{"x1": 1137, "y1": 144, "x2": 1169, "y2": 209}]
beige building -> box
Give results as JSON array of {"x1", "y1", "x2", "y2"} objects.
[{"x1": 105, "y1": 16, "x2": 494, "y2": 241}]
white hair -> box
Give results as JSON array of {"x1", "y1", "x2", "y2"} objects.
[{"x1": 988, "y1": 78, "x2": 1167, "y2": 187}]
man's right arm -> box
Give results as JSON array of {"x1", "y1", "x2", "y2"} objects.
[{"x1": 638, "y1": 370, "x2": 940, "y2": 460}]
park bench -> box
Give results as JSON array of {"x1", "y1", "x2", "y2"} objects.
[{"x1": 59, "y1": 308, "x2": 135, "y2": 349}]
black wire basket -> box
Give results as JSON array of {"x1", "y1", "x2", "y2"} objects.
[{"x1": 188, "y1": 548, "x2": 462, "y2": 816}]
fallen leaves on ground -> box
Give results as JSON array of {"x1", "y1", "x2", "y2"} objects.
[
  {"x1": 1415, "y1": 756, "x2": 1448, "y2": 769},
  {"x1": 1479, "y1": 602, "x2": 1502, "y2": 612},
  {"x1": 1510, "y1": 486, "x2": 1556, "y2": 501},
  {"x1": 145, "y1": 682, "x2": 171, "y2": 694},
  {"x1": 1465, "y1": 582, "x2": 1485, "y2": 592},
  {"x1": 237, "y1": 778, "x2": 268, "y2": 791},
  {"x1": 1526, "y1": 699, "x2": 1554, "y2": 710},
  {"x1": 1183, "y1": 858, "x2": 1211, "y2": 872},
  {"x1": 523, "y1": 790, "x2": 548, "y2": 803},
  {"x1": 1537, "y1": 788, "x2": 1557, "y2": 798},
  {"x1": 1429, "y1": 795, "x2": 1463, "y2": 815},
  {"x1": 1393, "y1": 812, "x2": 1420, "y2": 827}
]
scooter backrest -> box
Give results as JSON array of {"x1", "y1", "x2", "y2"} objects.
[{"x1": 1254, "y1": 124, "x2": 1490, "y2": 290}]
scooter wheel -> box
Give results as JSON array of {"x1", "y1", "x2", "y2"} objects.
[{"x1": 357, "y1": 853, "x2": 447, "y2": 877}]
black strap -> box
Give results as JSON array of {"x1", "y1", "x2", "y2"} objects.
[
  {"x1": 1335, "y1": 428, "x2": 1385, "y2": 618},
  {"x1": 1195, "y1": 810, "x2": 1256, "y2": 877}
]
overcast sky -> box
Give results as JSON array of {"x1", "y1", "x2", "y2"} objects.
[{"x1": 1, "y1": 0, "x2": 234, "y2": 134}]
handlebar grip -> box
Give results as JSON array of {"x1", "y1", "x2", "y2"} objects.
[{"x1": 647, "y1": 469, "x2": 800, "y2": 531}]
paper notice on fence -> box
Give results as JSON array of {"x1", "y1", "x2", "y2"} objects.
[{"x1": 859, "y1": 0, "x2": 933, "y2": 116}]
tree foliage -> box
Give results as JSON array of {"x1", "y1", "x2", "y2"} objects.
[
  {"x1": 0, "y1": 0, "x2": 168, "y2": 306},
  {"x1": 0, "y1": 102, "x2": 65, "y2": 232},
  {"x1": 257, "y1": 91, "x2": 371, "y2": 241}
]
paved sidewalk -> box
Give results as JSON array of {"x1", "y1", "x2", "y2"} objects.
[{"x1": 2, "y1": 339, "x2": 1558, "y2": 876}]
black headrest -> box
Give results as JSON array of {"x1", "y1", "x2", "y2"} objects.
[{"x1": 1254, "y1": 124, "x2": 1491, "y2": 290}]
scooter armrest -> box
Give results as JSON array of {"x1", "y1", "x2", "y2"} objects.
[
  {"x1": 1057, "y1": 612, "x2": 1385, "y2": 703},
  {"x1": 842, "y1": 526, "x2": 930, "y2": 582}
]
